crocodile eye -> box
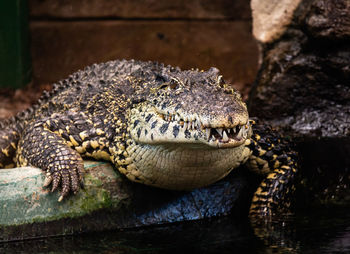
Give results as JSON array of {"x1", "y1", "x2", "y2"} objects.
[
  {"x1": 158, "y1": 79, "x2": 181, "y2": 91},
  {"x1": 158, "y1": 84, "x2": 168, "y2": 89}
]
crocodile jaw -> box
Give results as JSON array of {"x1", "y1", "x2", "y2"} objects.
[{"x1": 123, "y1": 142, "x2": 251, "y2": 190}]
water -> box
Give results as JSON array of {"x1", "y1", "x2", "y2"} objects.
[{"x1": 1, "y1": 205, "x2": 349, "y2": 253}]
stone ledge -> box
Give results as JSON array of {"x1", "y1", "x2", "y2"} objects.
[{"x1": 0, "y1": 161, "x2": 251, "y2": 242}]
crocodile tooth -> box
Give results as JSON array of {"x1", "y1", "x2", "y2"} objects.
[
  {"x1": 222, "y1": 130, "x2": 229, "y2": 142},
  {"x1": 237, "y1": 126, "x2": 244, "y2": 139},
  {"x1": 227, "y1": 128, "x2": 231, "y2": 134},
  {"x1": 232, "y1": 127, "x2": 236, "y2": 133},
  {"x1": 196, "y1": 116, "x2": 201, "y2": 129},
  {"x1": 196, "y1": 115, "x2": 201, "y2": 125},
  {"x1": 192, "y1": 121, "x2": 195, "y2": 130},
  {"x1": 184, "y1": 121, "x2": 188, "y2": 130},
  {"x1": 217, "y1": 128, "x2": 223, "y2": 137},
  {"x1": 206, "y1": 128, "x2": 211, "y2": 139},
  {"x1": 243, "y1": 125, "x2": 248, "y2": 138}
]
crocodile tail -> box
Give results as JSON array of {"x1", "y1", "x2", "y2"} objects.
[
  {"x1": 246, "y1": 119, "x2": 298, "y2": 218},
  {"x1": 0, "y1": 104, "x2": 36, "y2": 168},
  {"x1": 0, "y1": 117, "x2": 22, "y2": 168}
]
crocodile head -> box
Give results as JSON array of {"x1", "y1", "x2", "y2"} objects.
[{"x1": 124, "y1": 66, "x2": 251, "y2": 190}]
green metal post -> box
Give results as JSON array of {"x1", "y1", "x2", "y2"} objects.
[{"x1": 0, "y1": 0, "x2": 32, "y2": 88}]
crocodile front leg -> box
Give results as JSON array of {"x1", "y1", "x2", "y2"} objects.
[
  {"x1": 14, "y1": 110, "x2": 116, "y2": 201},
  {"x1": 246, "y1": 121, "x2": 298, "y2": 218},
  {"x1": 16, "y1": 118, "x2": 84, "y2": 201}
]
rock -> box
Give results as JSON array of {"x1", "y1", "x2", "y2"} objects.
[
  {"x1": 249, "y1": 0, "x2": 350, "y2": 138},
  {"x1": 0, "y1": 161, "x2": 251, "y2": 242},
  {"x1": 251, "y1": 0, "x2": 302, "y2": 43},
  {"x1": 0, "y1": 161, "x2": 121, "y2": 226}
]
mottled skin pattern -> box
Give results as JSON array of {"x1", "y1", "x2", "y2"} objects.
[{"x1": 0, "y1": 60, "x2": 297, "y2": 217}]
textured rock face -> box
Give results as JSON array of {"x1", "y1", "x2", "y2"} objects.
[
  {"x1": 304, "y1": 0, "x2": 350, "y2": 39},
  {"x1": 249, "y1": 0, "x2": 350, "y2": 138},
  {"x1": 249, "y1": 0, "x2": 350, "y2": 206}
]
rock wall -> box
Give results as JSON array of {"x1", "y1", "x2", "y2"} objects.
[{"x1": 249, "y1": 0, "x2": 350, "y2": 138}]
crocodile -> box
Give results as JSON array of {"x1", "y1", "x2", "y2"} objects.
[{"x1": 0, "y1": 59, "x2": 297, "y2": 217}]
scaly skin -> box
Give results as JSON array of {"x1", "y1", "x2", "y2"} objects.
[{"x1": 0, "y1": 59, "x2": 297, "y2": 217}]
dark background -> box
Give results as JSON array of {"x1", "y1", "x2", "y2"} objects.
[{"x1": 0, "y1": 0, "x2": 258, "y2": 118}]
